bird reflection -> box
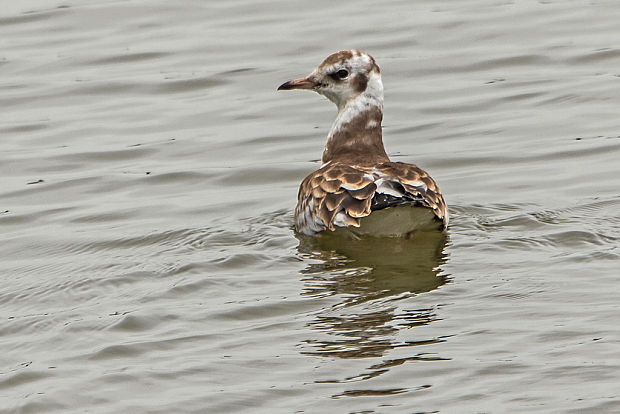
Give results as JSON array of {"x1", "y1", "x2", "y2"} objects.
[{"x1": 297, "y1": 231, "x2": 450, "y2": 360}]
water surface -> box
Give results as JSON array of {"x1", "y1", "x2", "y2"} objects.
[{"x1": 2, "y1": 1, "x2": 620, "y2": 413}]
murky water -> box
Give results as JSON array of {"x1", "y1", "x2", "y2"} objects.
[{"x1": 2, "y1": 1, "x2": 620, "y2": 412}]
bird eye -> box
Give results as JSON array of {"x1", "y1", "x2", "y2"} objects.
[{"x1": 336, "y1": 69, "x2": 349, "y2": 79}]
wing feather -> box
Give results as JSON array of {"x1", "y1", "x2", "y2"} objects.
[{"x1": 295, "y1": 161, "x2": 448, "y2": 235}]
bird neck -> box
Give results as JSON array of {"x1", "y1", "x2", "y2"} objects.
[{"x1": 322, "y1": 88, "x2": 388, "y2": 165}]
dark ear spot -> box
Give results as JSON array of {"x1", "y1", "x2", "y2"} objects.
[{"x1": 351, "y1": 74, "x2": 368, "y2": 93}]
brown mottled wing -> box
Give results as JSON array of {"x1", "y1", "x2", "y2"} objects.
[
  {"x1": 371, "y1": 162, "x2": 448, "y2": 228},
  {"x1": 295, "y1": 162, "x2": 448, "y2": 235},
  {"x1": 295, "y1": 163, "x2": 376, "y2": 235}
]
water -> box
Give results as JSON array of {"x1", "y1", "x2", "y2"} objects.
[{"x1": 2, "y1": 1, "x2": 620, "y2": 412}]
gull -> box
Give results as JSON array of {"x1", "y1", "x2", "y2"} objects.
[{"x1": 278, "y1": 50, "x2": 448, "y2": 237}]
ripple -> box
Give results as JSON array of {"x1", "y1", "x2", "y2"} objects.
[
  {"x1": 107, "y1": 314, "x2": 165, "y2": 333},
  {"x1": 0, "y1": 369, "x2": 53, "y2": 389},
  {"x1": 0, "y1": 10, "x2": 56, "y2": 26},
  {"x1": 89, "y1": 52, "x2": 170, "y2": 65},
  {"x1": 0, "y1": 122, "x2": 49, "y2": 134},
  {"x1": 2, "y1": 0, "x2": 620, "y2": 412},
  {"x1": 153, "y1": 76, "x2": 229, "y2": 94},
  {"x1": 332, "y1": 387, "x2": 410, "y2": 398},
  {"x1": 569, "y1": 48, "x2": 620, "y2": 64}
]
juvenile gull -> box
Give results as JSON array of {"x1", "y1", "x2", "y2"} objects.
[{"x1": 278, "y1": 50, "x2": 448, "y2": 237}]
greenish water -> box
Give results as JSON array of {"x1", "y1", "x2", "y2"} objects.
[{"x1": 1, "y1": 1, "x2": 620, "y2": 413}]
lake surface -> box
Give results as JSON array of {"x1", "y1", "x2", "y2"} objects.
[{"x1": 2, "y1": 1, "x2": 620, "y2": 412}]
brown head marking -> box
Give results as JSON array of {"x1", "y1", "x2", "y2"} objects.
[
  {"x1": 320, "y1": 50, "x2": 355, "y2": 68},
  {"x1": 351, "y1": 74, "x2": 368, "y2": 93}
]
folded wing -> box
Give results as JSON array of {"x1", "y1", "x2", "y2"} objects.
[{"x1": 295, "y1": 162, "x2": 448, "y2": 235}]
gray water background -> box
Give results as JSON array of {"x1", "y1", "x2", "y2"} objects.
[{"x1": 2, "y1": 1, "x2": 620, "y2": 413}]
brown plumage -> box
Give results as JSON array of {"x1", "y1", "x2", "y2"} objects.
[
  {"x1": 295, "y1": 162, "x2": 447, "y2": 234},
  {"x1": 278, "y1": 50, "x2": 448, "y2": 236}
]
